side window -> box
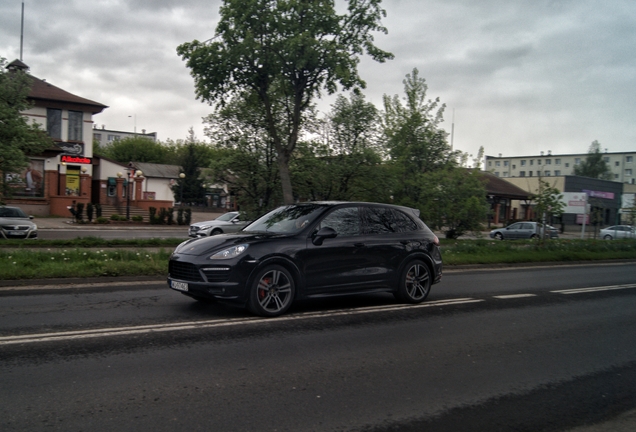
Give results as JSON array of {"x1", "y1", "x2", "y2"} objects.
[
  {"x1": 391, "y1": 209, "x2": 418, "y2": 232},
  {"x1": 509, "y1": 223, "x2": 521, "y2": 230},
  {"x1": 318, "y1": 207, "x2": 360, "y2": 237},
  {"x1": 364, "y1": 206, "x2": 394, "y2": 234}
]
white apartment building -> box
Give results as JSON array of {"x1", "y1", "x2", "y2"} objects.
[
  {"x1": 485, "y1": 151, "x2": 636, "y2": 184},
  {"x1": 92, "y1": 125, "x2": 157, "y2": 147}
]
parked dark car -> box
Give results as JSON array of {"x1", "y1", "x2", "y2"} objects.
[
  {"x1": 168, "y1": 202, "x2": 443, "y2": 317},
  {"x1": 489, "y1": 221, "x2": 558, "y2": 240},
  {"x1": 0, "y1": 206, "x2": 38, "y2": 239}
]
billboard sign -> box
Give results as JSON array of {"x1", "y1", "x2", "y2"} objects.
[{"x1": 561, "y1": 192, "x2": 588, "y2": 214}]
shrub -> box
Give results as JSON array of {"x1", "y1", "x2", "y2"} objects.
[
  {"x1": 96, "y1": 217, "x2": 109, "y2": 224},
  {"x1": 110, "y1": 214, "x2": 122, "y2": 221},
  {"x1": 167, "y1": 207, "x2": 175, "y2": 225},
  {"x1": 75, "y1": 203, "x2": 85, "y2": 222},
  {"x1": 95, "y1": 203, "x2": 102, "y2": 218},
  {"x1": 132, "y1": 215, "x2": 143, "y2": 222},
  {"x1": 86, "y1": 203, "x2": 94, "y2": 222},
  {"x1": 177, "y1": 208, "x2": 184, "y2": 225},
  {"x1": 159, "y1": 208, "x2": 169, "y2": 225}
]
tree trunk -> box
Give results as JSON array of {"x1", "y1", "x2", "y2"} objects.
[{"x1": 277, "y1": 152, "x2": 294, "y2": 205}]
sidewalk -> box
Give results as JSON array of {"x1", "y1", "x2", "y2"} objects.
[{"x1": 33, "y1": 211, "x2": 222, "y2": 230}]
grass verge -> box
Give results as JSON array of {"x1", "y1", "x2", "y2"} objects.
[{"x1": 0, "y1": 238, "x2": 634, "y2": 281}]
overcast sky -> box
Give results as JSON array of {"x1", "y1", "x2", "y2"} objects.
[{"x1": 1, "y1": 0, "x2": 635, "y2": 161}]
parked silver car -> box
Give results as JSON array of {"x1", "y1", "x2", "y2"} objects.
[
  {"x1": 600, "y1": 225, "x2": 635, "y2": 240},
  {"x1": 489, "y1": 221, "x2": 558, "y2": 240},
  {"x1": 188, "y1": 211, "x2": 250, "y2": 238},
  {"x1": 0, "y1": 206, "x2": 38, "y2": 239}
]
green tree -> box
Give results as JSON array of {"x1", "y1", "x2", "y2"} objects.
[
  {"x1": 204, "y1": 94, "x2": 281, "y2": 215},
  {"x1": 573, "y1": 140, "x2": 612, "y2": 180},
  {"x1": 292, "y1": 93, "x2": 384, "y2": 201},
  {"x1": 533, "y1": 179, "x2": 565, "y2": 241},
  {"x1": 0, "y1": 58, "x2": 53, "y2": 202},
  {"x1": 172, "y1": 141, "x2": 207, "y2": 205},
  {"x1": 96, "y1": 136, "x2": 173, "y2": 164},
  {"x1": 177, "y1": 0, "x2": 393, "y2": 204},
  {"x1": 418, "y1": 168, "x2": 488, "y2": 239}
]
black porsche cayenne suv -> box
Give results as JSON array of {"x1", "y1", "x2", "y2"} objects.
[{"x1": 168, "y1": 201, "x2": 442, "y2": 317}]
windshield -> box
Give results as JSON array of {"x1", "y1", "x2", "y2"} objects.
[
  {"x1": 0, "y1": 207, "x2": 27, "y2": 218},
  {"x1": 244, "y1": 204, "x2": 326, "y2": 234},
  {"x1": 215, "y1": 212, "x2": 238, "y2": 222}
]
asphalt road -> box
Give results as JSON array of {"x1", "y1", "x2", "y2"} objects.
[{"x1": 1, "y1": 263, "x2": 636, "y2": 431}]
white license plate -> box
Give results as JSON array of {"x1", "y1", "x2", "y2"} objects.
[
  {"x1": 171, "y1": 280, "x2": 189, "y2": 292},
  {"x1": 8, "y1": 231, "x2": 22, "y2": 236}
]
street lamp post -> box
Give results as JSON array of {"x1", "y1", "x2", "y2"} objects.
[{"x1": 179, "y1": 173, "x2": 185, "y2": 206}]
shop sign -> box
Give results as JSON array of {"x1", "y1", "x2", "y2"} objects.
[
  {"x1": 61, "y1": 155, "x2": 92, "y2": 164},
  {"x1": 582, "y1": 190, "x2": 615, "y2": 200}
]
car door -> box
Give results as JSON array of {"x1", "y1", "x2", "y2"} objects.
[
  {"x1": 301, "y1": 206, "x2": 372, "y2": 295},
  {"x1": 506, "y1": 223, "x2": 523, "y2": 239}
]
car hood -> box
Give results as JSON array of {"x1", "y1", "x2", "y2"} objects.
[
  {"x1": 174, "y1": 231, "x2": 285, "y2": 256},
  {"x1": 0, "y1": 217, "x2": 36, "y2": 227},
  {"x1": 190, "y1": 220, "x2": 227, "y2": 228}
]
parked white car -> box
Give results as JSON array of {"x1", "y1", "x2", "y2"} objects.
[
  {"x1": 188, "y1": 212, "x2": 251, "y2": 238},
  {"x1": 0, "y1": 206, "x2": 38, "y2": 239},
  {"x1": 599, "y1": 225, "x2": 635, "y2": 240}
]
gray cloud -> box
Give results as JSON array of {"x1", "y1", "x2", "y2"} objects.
[{"x1": 1, "y1": 0, "x2": 634, "y2": 158}]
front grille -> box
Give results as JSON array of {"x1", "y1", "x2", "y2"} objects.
[
  {"x1": 1, "y1": 225, "x2": 30, "y2": 231},
  {"x1": 169, "y1": 261, "x2": 204, "y2": 282}
]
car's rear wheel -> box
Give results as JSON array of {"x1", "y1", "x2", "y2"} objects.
[
  {"x1": 247, "y1": 265, "x2": 295, "y2": 317},
  {"x1": 494, "y1": 232, "x2": 503, "y2": 240},
  {"x1": 604, "y1": 234, "x2": 613, "y2": 240},
  {"x1": 395, "y1": 259, "x2": 431, "y2": 303}
]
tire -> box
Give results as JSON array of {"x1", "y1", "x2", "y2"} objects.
[
  {"x1": 211, "y1": 228, "x2": 223, "y2": 235},
  {"x1": 395, "y1": 259, "x2": 431, "y2": 303},
  {"x1": 530, "y1": 234, "x2": 539, "y2": 239},
  {"x1": 247, "y1": 265, "x2": 295, "y2": 317},
  {"x1": 494, "y1": 232, "x2": 503, "y2": 240},
  {"x1": 603, "y1": 235, "x2": 613, "y2": 240}
]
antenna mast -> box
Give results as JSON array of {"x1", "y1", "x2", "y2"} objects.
[{"x1": 20, "y1": 2, "x2": 25, "y2": 61}]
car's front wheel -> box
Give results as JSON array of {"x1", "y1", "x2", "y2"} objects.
[
  {"x1": 494, "y1": 232, "x2": 504, "y2": 240},
  {"x1": 395, "y1": 260, "x2": 431, "y2": 303},
  {"x1": 247, "y1": 265, "x2": 295, "y2": 317},
  {"x1": 604, "y1": 235, "x2": 613, "y2": 240},
  {"x1": 211, "y1": 228, "x2": 223, "y2": 235}
]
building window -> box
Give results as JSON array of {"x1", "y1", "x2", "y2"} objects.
[
  {"x1": 520, "y1": 171, "x2": 526, "y2": 177},
  {"x1": 544, "y1": 170, "x2": 551, "y2": 176},
  {"x1": 615, "y1": 174, "x2": 619, "y2": 179},
  {"x1": 529, "y1": 171, "x2": 533, "y2": 177},
  {"x1": 94, "y1": 133, "x2": 102, "y2": 141},
  {"x1": 555, "y1": 170, "x2": 561, "y2": 176},
  {"x1": 494, "y1": 172, "x2": 500, "y2": 177},
  {"x1": 47, "y1": 108, "x2": 62, "y2": 140},
  {"x1": 626, "y1": 169, "x2": 633, "y2": 176},
  {"x1": 545, "y1": 159, "x2": 551, "y2": 165},
  {"x1": 495, "y1": 161, "x2": 501, "y2": 167},
  {"x1": 575, "y1": 158, "x2": 581, "y2": 165},
  {"x1": 503, "y1": 172, "x2": 509, "y2": 177},
  {"x1": 488, "y1": 161, "x2": 492, "y2": 167},
  {"x1": 530, "y1": 160, "x2": 534, "y2": 166},
  {"x1": 107, "y1": 134, "x2": 120, "y2": 142},
  {"x1": 537, "y1": 160, "x2": 542, "y2": 165},
  {"x1": 555, "y1": 159, "x2": 561, "y2": 165},
  {"x1": 565, "y1": 163, "x2": 570, "y2": 168},
  {"x1": 503, "y1": 161, "x2": 509, "y2": 167},
  {"x1": 616, "y1": 161, "x2": 620, "y2": 166},
  {"x1": 627, "y1": 156, "x2": 634, "y2": 163},
  {"x1": 521, "y1": 160, "x2": 526, "y2": 166},
  {"x1": 68, "y1": 111, "x2": 83, "y2": 142},
  {"x1": 603, "y1": 157, "x2": 610, "y2": 163},
  {"x1": 512, "y1": 164, "x2": 516, "y2": 169}
]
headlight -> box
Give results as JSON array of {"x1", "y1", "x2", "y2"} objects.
[
  {"x1": 209, "y1": 244, "x2": 249, "y2": 260},
  {"x1": 199, "y1": 224, "x2": 212, "y2": 230}
]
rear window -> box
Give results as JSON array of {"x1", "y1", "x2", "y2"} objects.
[{"x1": 363, "y1": 206, "x2": 418, "y2": 234}]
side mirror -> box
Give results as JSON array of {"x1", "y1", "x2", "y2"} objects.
[{"x1": 312, "y1": 227, "x2": 337, "y2": 246}]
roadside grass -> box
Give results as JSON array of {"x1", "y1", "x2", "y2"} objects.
[
  {"x1": 0, "y1": 236, "x2": 183, "y2": 248},
  {"x1": 440, "y1": 239, "x2": 636, "y2": 265},
  {"x1": 0, "y1": 238, "x2": 634, "y2": 281},
  {"x1": 0, "y1": 248, "x2": 172, "y2": 279}
]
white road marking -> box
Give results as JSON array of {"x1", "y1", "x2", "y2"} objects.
[
  {"x1": 493, "y1": 294, "x2": 537, "y2": 299},
  {"x1": 551, "y1": 284, "x2": 636, "y2": 295},
  {"x1": 0, "y1": 298, "x2": 483, "y2": 346}
]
